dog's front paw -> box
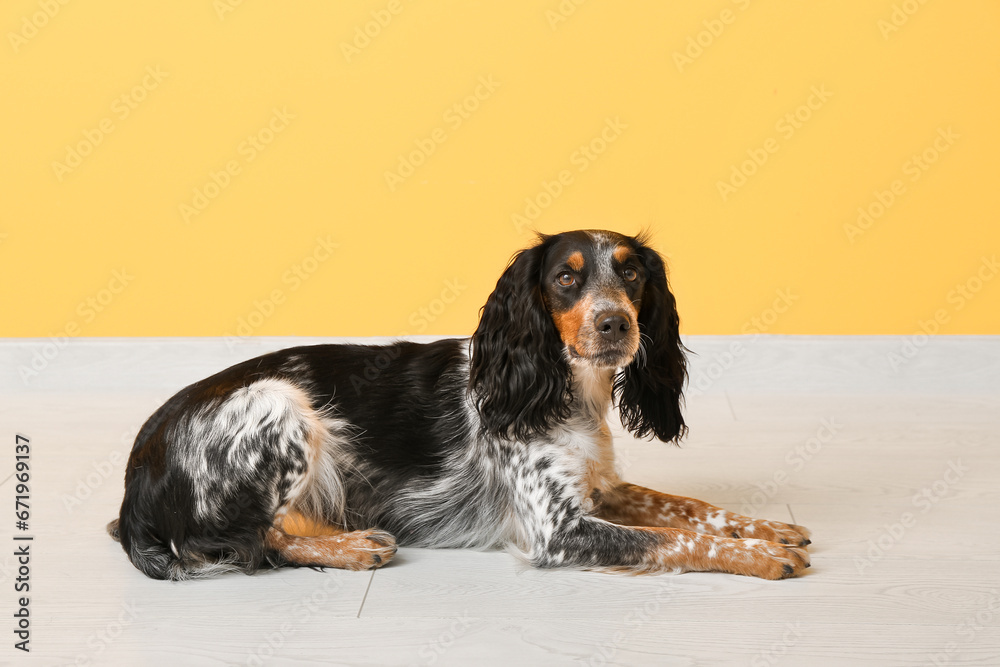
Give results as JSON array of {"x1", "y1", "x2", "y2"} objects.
[
  {"x1": 732, "y1": 539, "x2": 811, "y2": 580},
  {"x1": 731, "y1": 519, "x2": 811, "y2": 548}
]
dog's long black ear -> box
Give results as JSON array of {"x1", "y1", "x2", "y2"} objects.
[
  {"x1": 470, "y1": 237, "x2": 570, "y2": 441},
  {"x1": 614, "y1": 241, "x2": 688, "y2": 443}
]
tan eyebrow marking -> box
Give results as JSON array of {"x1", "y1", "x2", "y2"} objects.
[
  {"x1": 567, "y1": 251, "x2": 585, "y2": 271},
  {"x1": 613, "y1": 245, "x2": 631, "y2": 262}
]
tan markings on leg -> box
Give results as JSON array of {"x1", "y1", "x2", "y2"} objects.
[
  {"x1": 597, "y1": 484, "x2": 811, "y2": 547},
  {"x1": 280, "y1": 510, "x2": 345, "y2": 537},
  {"x1": 266, "y1": 526, "x2": 397, "y2": 571},
  {"x1": 618, "y1": 527, "x2": 810, "y2": 580},
  {"x1": 567, "y1": 251, "x2": 585, "y2": 271}
]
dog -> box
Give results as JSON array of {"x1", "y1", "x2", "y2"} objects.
[{"x1": 108, "y1": 229, "x2": 810, "y2": 581}]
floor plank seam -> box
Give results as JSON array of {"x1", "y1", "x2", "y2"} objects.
[
  {"x1": 723, "y1": 390, "x2": 738, "y2": 421},
  {"x1": 356, "y1": 570, "x2": 376, "y2": 618}
]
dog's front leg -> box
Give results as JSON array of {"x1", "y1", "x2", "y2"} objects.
[
  {"x1": 512, "y1": 470, "x2": 808, "y2": 578},
  {"x1": 596, "y1": 483, "x2": 811, "y2": 547},
  {"x1": 530, "y1": 516, "x2": 809, "y2": 579}
]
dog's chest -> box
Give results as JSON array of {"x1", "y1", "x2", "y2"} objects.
[{"x1": 529, "y1": 419, "x2": 619, "y2": 509}]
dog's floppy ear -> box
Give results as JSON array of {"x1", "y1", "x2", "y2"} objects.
[
  {"x1": 470, "y1": 236, "x2": 570, "y2": 441},
  {"x1": 614, "y1": 240, "x2": 688, "y2": 443}
]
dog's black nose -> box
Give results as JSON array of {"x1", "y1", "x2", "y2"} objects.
[{"x1": 596, "y1": 312, "x2": 630, "y2": 343}]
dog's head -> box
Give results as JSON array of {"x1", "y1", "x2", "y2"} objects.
[
  {"x1": 539, "y1": 230, "x2": 647, "y2": 370},
  {"x1": 470, "y1": 230, "x2": 687, "y2": 443}
]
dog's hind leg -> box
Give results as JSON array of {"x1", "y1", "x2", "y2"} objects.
[
  {"x1": 252, "y1": 387, "x2": 398, "y2": 572},
  {"x1": 117, "y1": 376, "x2": 395, "y2": 579},
  {"x1": 266, "y1": 511, "x2": 396, "y2": 571}
]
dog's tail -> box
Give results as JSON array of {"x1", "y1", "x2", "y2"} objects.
[
  {"x1": 108, "y1": 513, "x2": 251, "y2": 581},
  {"x1": 108, "y1": 516, "x2": 178, "y2": 579},
  {"x1": 107, "y1": 514, "x2": 176, "y2": 579}
]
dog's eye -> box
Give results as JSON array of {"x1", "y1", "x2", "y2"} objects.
[
  {"x1": 623, "y1": 267, "x2": 638, "y2": 282},
  {"x1": 557, "y1": 272, "x2": 576, "y2": 287}
]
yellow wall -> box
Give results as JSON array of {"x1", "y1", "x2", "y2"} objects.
[{"x1": 3, "y1": 1, "x2": 998, "y2": 337}]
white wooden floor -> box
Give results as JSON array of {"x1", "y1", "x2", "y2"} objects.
[{"x1": 1, "y1": 336, "x2": 998, "y2": 666}]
